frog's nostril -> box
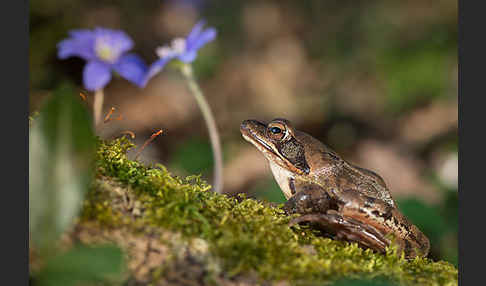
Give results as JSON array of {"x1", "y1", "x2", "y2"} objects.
[
  {"x1": 240, "y1": 119, "x2": 267, "y2": 135},
  {"x1": 240, "y1": 120, "x2": 251, "y2": 132},
  {"x1": 241, "y1": 120, "x2": 250, "y2": 126},
  {"x1": 241, "y1": 119, "x2": 258, "y2": 130}
]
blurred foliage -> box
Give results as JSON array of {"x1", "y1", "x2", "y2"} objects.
[
  {"x1": 252, "y1": 178, "x2": 287, "y2": 204},
  {"x1": 33, "y1": 244, "x2": 125, "y2": 286},
  {"x1": 29, "y1": 84, "x2": 96, "y2": 254},
  {"x1": 169, "y1": 137, "x2": 213, "y2": 176},
  {"x1": 378, "y1": 35, "x2": 454, "y2": 114},
  {"x1": 29, "y1": 85, "x2": 126, "y2": 284}
]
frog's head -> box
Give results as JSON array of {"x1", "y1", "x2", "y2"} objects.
[{"x1": 240, "y1": 118, "x2": 311, "y2": 176}]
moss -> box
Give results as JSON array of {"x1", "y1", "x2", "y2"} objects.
[{"x1": 81, "y1": 137, "x2": 458, "y2": 286}]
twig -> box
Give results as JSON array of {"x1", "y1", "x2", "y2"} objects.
[{"x1": 134, "y1": 130, "x2": 164, "y2": 160}]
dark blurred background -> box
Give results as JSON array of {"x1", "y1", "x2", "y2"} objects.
[{"x1": 30, "y1": 0, "x2": 458, "y2": 265}]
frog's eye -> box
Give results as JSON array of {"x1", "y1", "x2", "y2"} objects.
[
  {"x1": 267, "y1": 123, "x2": 289, "y2": 141},
  {"x1": 270, "y1": 127, "x2": 282, "y2": 134}
]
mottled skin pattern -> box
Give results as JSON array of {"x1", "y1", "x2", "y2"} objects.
[{"x1": 240, "y1": 118, "x2": 430, "y2": 259}]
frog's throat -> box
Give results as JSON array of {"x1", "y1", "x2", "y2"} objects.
[{"x1": 241, "y1": 132, "x2": 305, "y2": 176}]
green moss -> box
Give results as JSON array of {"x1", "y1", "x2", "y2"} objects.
[{"x1": 82, "y1": 137, "x2": 457, "y2": 286}]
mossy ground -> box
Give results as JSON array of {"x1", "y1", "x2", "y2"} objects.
[{"x1": 79, "y1": 137, "x2": 458, "y2": 286}]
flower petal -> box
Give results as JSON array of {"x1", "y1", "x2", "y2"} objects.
[
  {"x1": 68, "y1": 29, "x2": 93, "y2": 39},
  {"x1": 93, "y1": 27, "x2": 133, "y2": 56},
  {"x1": 178, "y1": 50, "x2": 197, "y2": 63},
  {"x1": 141, "y1": 57, "x2": 174, "y2": 87},
  {"x1": 57, "y1": 29, "x2": 96, "y2": 60},
  {"x1": 185, "y1": 20, "x2": 206, "y2": 47},
  {"x1": 113, "y1": 53, "x2": 148, "y2": 87},
  {"x1": 82, "y1": 61, "x2": 112, "y2": 91},
  {"x1": 188, "y1": 28, "x2": 217, "y2": 52}
]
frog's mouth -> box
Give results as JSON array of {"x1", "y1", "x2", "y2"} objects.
[{"x1": 240, "y1": 119, "x2": 305, "y2": 175}]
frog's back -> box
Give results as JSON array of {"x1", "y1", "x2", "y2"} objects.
[
  {"x1": 295, "y1": 130, "x2": 395, "y2": 207},
  {"x1": 339, "y1": 162, "x2": 395, "y2": 207}
]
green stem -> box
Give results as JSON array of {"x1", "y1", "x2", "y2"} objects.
[
  {"x1": 180, "y1": 64, "x2": 223, "y2": 194},
  {"x1": 93, "y1": 89, "x2": 104, "y2": 129}
]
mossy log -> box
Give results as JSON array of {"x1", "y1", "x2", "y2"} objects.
[{"x1": 67, "y1": 137, "x2": 457, "y2": 286}]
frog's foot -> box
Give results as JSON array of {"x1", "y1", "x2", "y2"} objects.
[{"x1": 289, "y1": 212, "x2": 390, "y2": 254}]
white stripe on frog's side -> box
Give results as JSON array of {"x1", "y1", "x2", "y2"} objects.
[{"x1": 269, "y1": 161, "x2": 295, "y2": 200}]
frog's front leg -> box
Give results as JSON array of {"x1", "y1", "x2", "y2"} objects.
[{"x1": 283, "y1": 181, "x2": 333, "y2": 215}]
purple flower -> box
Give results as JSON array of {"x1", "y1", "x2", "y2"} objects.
[
  {"x1": 142, "y1": 20, "x2": 217, "y2": 86},
  {"x1": 57, "y1": 28, "x2": 147, "y2": 91}
]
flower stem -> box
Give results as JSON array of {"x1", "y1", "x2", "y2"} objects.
[
  {"x1": 180, "y1": 64, "x2": 223, "y2": 194},
  {"x1": 93, "y1": 89, "x2": 105, "y2": 128}
]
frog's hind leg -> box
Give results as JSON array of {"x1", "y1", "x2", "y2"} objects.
[{"x1": 289, "y1": 212, "x2": 390, "y2": 254}]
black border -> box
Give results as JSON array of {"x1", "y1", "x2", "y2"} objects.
[
  {"x1": 2, "y1": 0, "x2": 29, "y2": 285},
  {"x1": 459, "y1": 0, "x2": 483, "y2": 285},
  {"x1": 457, "y1": 0, "x2": 463, "y2": 283}
]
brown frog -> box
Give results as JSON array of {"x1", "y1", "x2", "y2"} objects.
[{"x1": 240, "y1": 118, "x2": 430, "y2": 258}]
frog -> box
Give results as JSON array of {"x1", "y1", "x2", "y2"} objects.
[{"x1": 240, "y1": 118, "x2": 430, "y2": 259}]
